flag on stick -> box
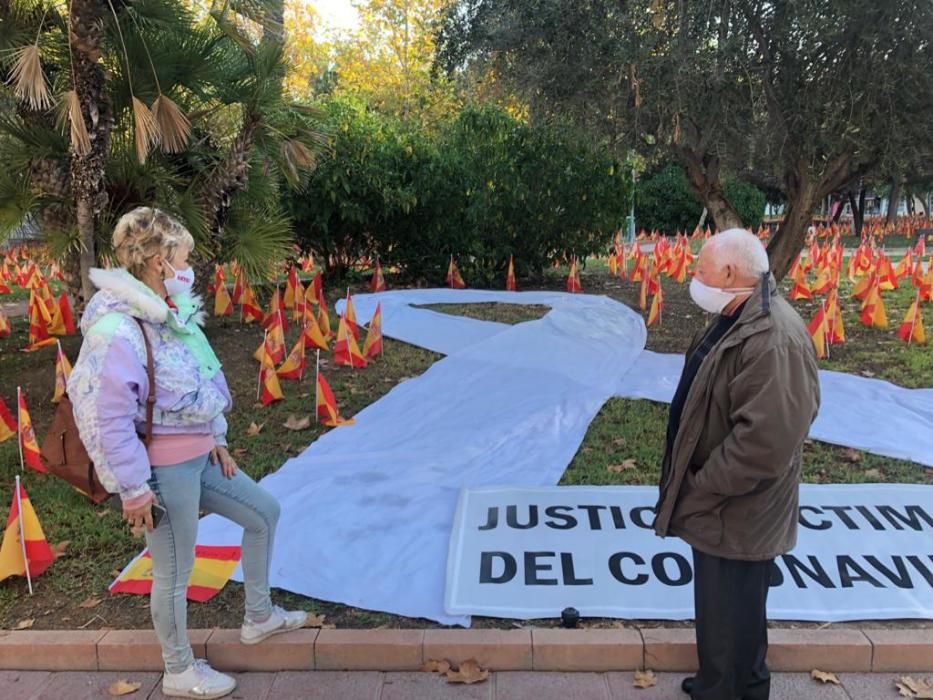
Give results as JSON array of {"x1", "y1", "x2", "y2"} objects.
[
  {"x1": 897, "y1": 292, "x2": 927, "y2": 345},
  {"x1": 52, "y1": 341, "x2": 72, "y2": 404},
  {"x1": 316, "y1": 370, "x2": 355, "y2": 427},
  {"x1": 17, "y1": 388, "x2": 46, "y2": 473},
  {"x1": 362, "y1": 303, "x2": 383, "y2": 359},
  {"x1": 0, "y1": 476, "x2": 55, "y2": 592}
]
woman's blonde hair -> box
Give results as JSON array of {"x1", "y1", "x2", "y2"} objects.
[{"x1": 112, "y1": 207, "x2": 195, "y2": 279}]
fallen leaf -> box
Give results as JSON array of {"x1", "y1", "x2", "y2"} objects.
[
  {"x1": 633, "y1": 669, "x2": 657, "y2": 689},
  {"x1": 842, "y1": 448, "x2": 862, "y2": 463},
  {"x1": 861, "y1": 369, "x2": 876, "y2": 378},
  {"x1": 612, "y1": 437, "x2": 627, "y2": 447},
  {"x1": 303, "y1": 613, "x2": 327, "y2": 628},
  {"x1": 421, "y1": 659, "x2": 451, "y2": 674},
  {"x1": 608, "y1": 458, "x2": 638, "y2": 473},
  {"x1": 13, "y1": 618, "x2": 34, "y2": 630},
  {"x1": 232, "y1": 447, "x2": 248, "y2": 458},
  {"x1": 811, "y1": 669, "x2": 840, "y2": 685},
  {"x1": 107, "y1": 680, "x2": 142, "y2": 696},
  {"x1": 78, "y1": 597, "x2": 102, "y2": 609},
  {"x1": 50, "y1": 540, "x2": 70, "y2": 558},
  {"x1": 246, "y1": 422, "x2": 264, "y2": 436},
  {"x1": 283, "y1": 414, "x2": 311, "y2": 431},
  {"x1": 897, "y1": 676, "x2": 933, "y2": 698},
  {"x1": 445, "y1": 658, "x2": 489, "y2": 685}
]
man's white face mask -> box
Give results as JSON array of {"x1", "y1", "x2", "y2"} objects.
[{"x1": 689, "y1": 277, "x2": 755, "y2": 314}]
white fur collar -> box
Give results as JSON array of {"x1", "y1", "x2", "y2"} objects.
[{"x1": 89, "y1": 267, "x2": 169, "y2": 323}]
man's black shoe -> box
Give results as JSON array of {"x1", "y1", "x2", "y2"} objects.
[{"x1": 681, "y1": 676, "x2": 695, "y2": 695}]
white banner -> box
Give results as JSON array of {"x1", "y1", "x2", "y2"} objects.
[{"x1": 445, "y1": 484, "x2": 933, "y2": 621}]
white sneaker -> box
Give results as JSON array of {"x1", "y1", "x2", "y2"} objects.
[
  {"x1": 240, "y1": 605, "x2": 308, "y2": 645},
  {"x1": 162, "y1": 659, "x2": 236, "y2": 699}
]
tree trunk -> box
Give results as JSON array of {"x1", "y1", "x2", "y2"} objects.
[
  {"x1": 848, "y1": 186, "x2": 866, "y2": 238},
  {"x1": 886, "y1": 178, "x2": 902, "y2": 227},
  {"x1": 678, "y1": 150, "x2": 744, "y2": 232},
  {"x1": 69, "y1": 0, "x2": 113, "y2": 310},
  {"x1": 767, "y1": 185, "x2": 819, "y2": 282}
]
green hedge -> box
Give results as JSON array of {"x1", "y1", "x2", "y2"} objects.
[
  {"x1": 285, "y1": 99, "x2": 631, "y2": 284},
  {"x1": 636, "y1": 163, "x2": 765, "y2": 234}
]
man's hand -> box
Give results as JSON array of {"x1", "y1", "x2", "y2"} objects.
[{"x1": 210, "y1": 445, "x2": 238, "y2": 479}]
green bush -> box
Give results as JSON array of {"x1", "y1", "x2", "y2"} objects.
[
  {"x1": 636, "y1": 163, "x2": 765, "y2": 234},
  {"x1": 285, "y1": 99, "x2": 630, "y2": 284}
]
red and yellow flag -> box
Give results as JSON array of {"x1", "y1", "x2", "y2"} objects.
[
  {"x1": 334, "y1": 315, "x2": 367, "y2": 368},
  {"x1": 807, "y1": 303, "x2": 829, "y2": 359},
  {"x1": 0, "y1": 396, "x2": 15, "y2": 443},
  {"x1": 789, "y1": 264, "x2": 812, "y2": 301},
  {"x1": 859, "y1": 280, "x2": 888, "y2": 329},
  {"x1": 506, "y1": 256, "x2": 517, "y2": 292},
  {"x1": 284, "y1": 266, "x2": 299, "y2": 310},
  {"x1": 240, "y1": 286, "x2": 263, "y2": 324},
  {"x1": 231, "y1": 270, "x2": 244, "y2": 305},
  {"x1": 0, "y1": 479, "x2": 55, "y2": 584},
  {"x1": 897, "y1": 293, "x2": 927, "y2": 345},
  {"x1": 0, "y1": 308, "x2": 10, "y2": 338},
  {"x1": 110, "y1": 545, "x2": 241, "y2": 602},
  {"x1": 214, "y1": 281, "x2": 233, "y2": 317},
  {"x1": 52, "y1": 342, "x2": 72, "y2": 404},
  {"x1": 301, "y1": 306, "x2": 330, "y2": 351},
  {"x1": 17, "y1": 389, "x2": 46, "y2": 473},
  {"x1": 447, "y1": 255, "x2": 467, "y2": 289},
  {"x1": 262, "y1": 288, "x2": 287, "y2": 332},
  {"x1": 57, "y1": 293, "x2": 76, "y2": 335},
  {"x1": 370, "y1": 260, "x2": 387, "y2": 293},
  {"x1": 316, "y1": 372, "x2": 355, "y2": 427},
  {"x1": 566, "y1": 258, "x2": 582, "y2": 293},
  {"x1": 344, "y1": 293, "x2": 361, "y2": 341},
  {"x1": 647, "y1": 284, "x2": 664, "y2": 327},
  {"x1": 253, "y1": 313, "x2": 286, "y2": 365},
  {"x1": 362, "y1": 303, "x2": 383, "y2": 359},
  {"x1": 607, "y1": 252, "x2": 618, "y2": 277},
  {"x1": 825, "y1": 289, "x2": 845, "y2": 345},
  {"x1": 258, "y1": 343, "x2": 285, "y2": 406},
  {"x1": 276, "y1": 335, "x2": 307, "y2": 380}
]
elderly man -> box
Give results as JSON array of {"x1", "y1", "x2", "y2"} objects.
[{"x1": 653, "y1": 228, "x2": 821, "y2": 700}]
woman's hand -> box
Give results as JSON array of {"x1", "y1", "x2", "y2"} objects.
[
  {"x1": 211, "y1": 445, "x2": 238, "y2": 479},
  {"x1": 123, "y1": 499, "x2": 155, "y2": 533}
]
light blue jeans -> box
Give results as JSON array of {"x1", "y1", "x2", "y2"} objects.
[{"x1": 145, "y1": 452, "x2": 281, "y2": 673}]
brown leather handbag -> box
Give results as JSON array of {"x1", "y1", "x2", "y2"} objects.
[{"x1": 40, "y1": 318, "x2": 156, "y2": 504}]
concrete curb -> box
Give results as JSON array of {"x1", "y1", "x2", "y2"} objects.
[{"x1": 1, "y1": 628, "x2": 930, "y2": 673}]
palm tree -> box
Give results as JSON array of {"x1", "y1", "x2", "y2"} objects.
[{"x1": 0, "y1": 0, "x2": 326, "y2": 304}]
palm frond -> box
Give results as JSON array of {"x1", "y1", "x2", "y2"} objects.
[
  {"x1": 57, "y1": 90, "x2": 91, "y2": 155},
  {"x1": 152, "y1": 94, "x2": 191, "y2": 153},
  {"x1": 132, "y1": 95, "x2": 160, "y2": 163},
  {"x1": 0, "y1": 168, "x2": 37, "y2": 242},
  {"x1": 7, "y1": 44, "x2": 54, "y2": 110},
  {"x1": 223, "y1": 205, "x2": 293, "y2": 282}
]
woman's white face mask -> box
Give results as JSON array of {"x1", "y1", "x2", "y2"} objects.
[
  {"x1": 163, "y1": 259, "x2": 195, "y2": 297},
  {"x1": 689, "y1": 277, "x2": 754, "y2": 314}
]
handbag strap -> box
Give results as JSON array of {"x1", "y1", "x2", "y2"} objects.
[{"x1": 134, "y1": 318, "x2": 156, "y2": 448}]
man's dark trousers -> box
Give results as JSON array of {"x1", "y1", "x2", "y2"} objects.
[{"x1": 691, "y1": 548, "x2": 774, "y2": 700}]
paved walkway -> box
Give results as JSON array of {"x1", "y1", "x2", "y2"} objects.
[{"x1": 1, "y1": 670, "x2": 924, "y2": 699}]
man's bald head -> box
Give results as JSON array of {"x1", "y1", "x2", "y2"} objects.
[{"x1": 696, "y1": 228, "x2": 770, "y2": 290}]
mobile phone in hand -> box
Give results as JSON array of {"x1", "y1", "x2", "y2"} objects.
[{"x1": 108, "y1": 495, "x2": 167, "y2": 529}]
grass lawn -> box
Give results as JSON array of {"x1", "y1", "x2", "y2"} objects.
[{"x1": 0, "y1": 259, "x2": 930, "y2": 631}]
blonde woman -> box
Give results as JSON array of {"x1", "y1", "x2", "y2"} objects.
[{"x1": 69, "y1": 208, "x2": 305, "y2": 699}]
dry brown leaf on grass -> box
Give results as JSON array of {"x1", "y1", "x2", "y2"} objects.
[
  {"x1": 284, "y1": 414, "x2": 312, "y2": 431},
  {"x1": 107, "y1": 679, "x2": 142, "y2": 696},
  {"x1": 14, "y1": 618, "x2": 34, "y2": 630},
  {"x1": 303, "y1": 613, "x2": 327, "y2": 628},
  {"x1": 445, "y1": 658, "x2": 489, "y2": 684},
  {"x1": 608, "y1": 458, "x2": 638, "y2": 473},
  {"x1": 842, "y1": 448, "x2": 862, "y2": 462},
  {"x1": 421, "y1": 659, "x2": 451, "y2": 674},
  {"x1": 811, "y1": 669, "x2": 840, "y2": 684},
  {"x1": 897, "y1": 676, "x2": 933, "y2": 698},
  {"x1": 633, "y1": 669, "x2": 657, "y2": 689},
  {"x1": 612, "y1": 437, "x2": 627, "y2": 447},
  {"x1": 51, "y1": 541, "x2": 70, "y2": 558},
  {"x1": 78, "y1": 597, "x2": 102, "y2": 609},
  {"x1": 232, "y1": 448, "x2": 248, "y2": 458},
  {"x1": 246, "y1": 422, "x2": 264, "y2": 436}
]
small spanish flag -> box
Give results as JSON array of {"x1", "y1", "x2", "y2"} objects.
[
  {"x1": 647, "y1": 284, "x2": 664, "y2": 327},
  {"x1": 110, "y1": 545, "x2": 241, "y2": 602},
  {"x1": 566, "y1": 258, "x2": 582, "y2": 293},
  {"x1": 344, "y1": 292, "x2": 361, "y2": 341},
  {"x1": 231, "y1": 270, "x2": 244, "y2": 305},
  {"x1": 447, "y1": 255, "x2": 466, "y2": 289},
  {"x1": 240, "y1": 286, "x2": 263, "y2": 324},
  {"x1": 214, "y1": 281, "x2": 233, "y2": 317},
  {"x1": 52, "y1": 341, "x2": 72, "y2": 404},
  {"x1": 17, "y1": 388, "x2": 46, "y2": 473},
  {"x1": 262, "y1": 288, "x2": 287, "y2": 332},
  {"x1": 807, "y1": 303, "x2": 829, "y2": 359},
  {"x1": 277, "y1": 335, "x2": 307, "y2": 380},
  {"x1": 859, "y1": 279, "x2": 888, "y2": 329},
  {"x1": 316, "y1": 371, "x2": 354, "y2": 427},
  {"x1": 284, "y1": 266, "x2": 299, "y2": 310},
  {"x1": 897, "y1": 293, "x2": 927, "y2": 345},
  {"x1": 0, "y1": 307, "x2": 10, "y2": 338},
  {"x1": 0, "y1": 477, "x2": 55, "y2": 590},
  {"x1": 258, "y1": 343, "x2": 285, "y2": 406},
  {"x1": 506, "y1": 256, "x2": 517, "y2": 292},
  {"x1": 334, "y1": 314, "x2": 367, "y2": 368},
  {"x1": 789, "y1": 264, "x2": 812, "y2": 301},
  {"x1": 370, "y1": 260, "x2": 387, "y2": 293},
  {"x1": 0, "y1": 396, "x2": 16, "y2": 443},
  {"x1": 362, "y1": 303, "x2": 383, "y2": 360},
  {"x1": 302, "y1": 306, "x2": 330, "y2": 351},
  {"x1": 254, "y1": 313, "x2": 286, "y2": 365}
]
